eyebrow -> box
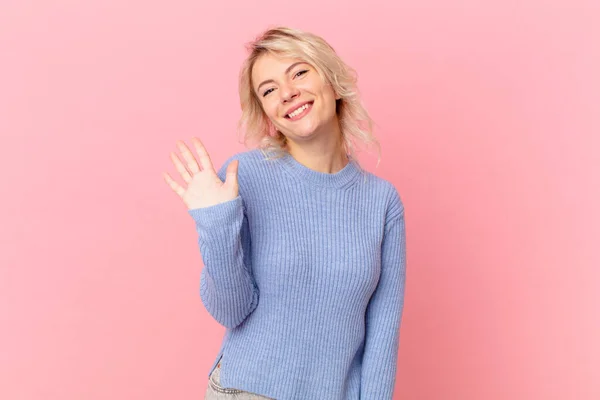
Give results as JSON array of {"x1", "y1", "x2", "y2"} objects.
[{"x1": 256, "y1": 61, "x2": 308, "y2": 93}]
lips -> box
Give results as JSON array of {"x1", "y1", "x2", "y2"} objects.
[{"x1": 284, "y1": 101, "x2": 314, "y2": 119}]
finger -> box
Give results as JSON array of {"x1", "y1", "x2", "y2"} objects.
[
  {"x1": 163, "y1": 172, "x2": 185, "y2": 198},
  {"x1": 224, "y1": 159, "x2": 239, "y2": 186},
  {"x1": 169, "y1": 152, "x2": 193, "y2": 183},
  {"x1": 191, "y1": 137, "x2": 216, "y2": 174},
  {"x1": 176, "y1": 140, "x2": 202, "y2": 175}
]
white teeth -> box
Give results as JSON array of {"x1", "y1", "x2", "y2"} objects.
[{"x1": 287, "y1": 103, "x2": 309, "y2": 118}]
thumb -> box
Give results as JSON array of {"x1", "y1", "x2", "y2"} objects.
[{"x1": 224, "y1": 159, "x2": 239, "y2": 185}]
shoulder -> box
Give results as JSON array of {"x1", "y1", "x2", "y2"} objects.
[
  {"x1": 216, "y1": 148, "x2": 270, "y2": 180},
  {"x1": 357, "y1": 170, "x2": 405, "y2": 222},
  {"x1": 217, "y1": 148, "x2": 264, "y2": 168}
]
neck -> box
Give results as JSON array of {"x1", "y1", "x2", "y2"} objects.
[
  {"x1": 287, "y1": 142, "x2": 348, "y2": 174},
  {"x1": 285, "y1": 122, "x2": 348, "y2": 174}
]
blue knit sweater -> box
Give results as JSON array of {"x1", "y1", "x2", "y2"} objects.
[{"x1": 188, "y1": 148, "x2": 407, "y2": 400}]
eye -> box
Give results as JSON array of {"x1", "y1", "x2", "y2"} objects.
[{"x1": 262, "y1": 70, "x2": 308, "y2": 97}]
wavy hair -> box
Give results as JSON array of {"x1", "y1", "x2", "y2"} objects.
[{"x1": 236, "y1": 26, "x2": 381, "y2": 165}]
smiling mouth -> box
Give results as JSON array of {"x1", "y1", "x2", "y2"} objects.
[{"x1": 285, "y1": 101, "x2": 314, "y2": 120}]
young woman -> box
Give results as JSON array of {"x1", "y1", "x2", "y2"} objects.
[{"x1": 163, "y1": 26, "x2": 407, "y2": 400}]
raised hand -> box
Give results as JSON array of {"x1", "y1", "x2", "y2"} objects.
[{"x1": 163, "y1": 137, "x2": 239, "y2": 210}]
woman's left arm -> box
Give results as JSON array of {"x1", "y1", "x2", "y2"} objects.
[{"x1": 360, "y1": 192, "x2": 407, "y2": 399}]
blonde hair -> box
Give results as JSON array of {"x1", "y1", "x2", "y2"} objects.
[{"x1": 236, "y1": 26, "x2": 381, "y2": 165}]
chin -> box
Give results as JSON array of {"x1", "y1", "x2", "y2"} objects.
[{"x1": 291, "y1": 129, "x2": 319, "y2": 140}]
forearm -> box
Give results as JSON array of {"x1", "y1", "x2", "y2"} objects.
[{"x1": 189, "y1": 196, "x2": 259, "y2": 328}]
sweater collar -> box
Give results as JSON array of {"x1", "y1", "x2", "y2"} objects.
[{"x1": 276, "y1": 151, "x2": 363, "y2": 189}]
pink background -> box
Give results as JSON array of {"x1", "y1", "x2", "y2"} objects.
[{"x1": 1, "y1": 1, "x2": 598, "y2": 399}]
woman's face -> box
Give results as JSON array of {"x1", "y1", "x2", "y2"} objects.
[{"x1": 252, "y1": 53, "x2": 340, "y2": 144}]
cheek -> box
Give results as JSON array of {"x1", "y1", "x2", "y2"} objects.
[
  {"x1": 262, "y1": 101, "x2": 279, "y2": 119},
  {"x1": 323, "y1": 85, "x2": 337, "y2": 101},
  {"x1": 314, "y1": 85, "x2": 335, "y2": 106},
  {"x1": 317, "y1": 94, "x2": 336, "y2": 115}
]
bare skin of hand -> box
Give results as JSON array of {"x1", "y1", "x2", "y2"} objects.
[{"x1": 163, "y1": 137, "x2": 239, "y2": 210}]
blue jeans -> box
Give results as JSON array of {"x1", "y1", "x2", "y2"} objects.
[{"x1": 204, "y1": 361, "x2": 274, "y2": 399}]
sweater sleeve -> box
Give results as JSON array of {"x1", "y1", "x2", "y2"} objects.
[
  {"x1": 187, "y1": 158, "x2": 259, "y2": 329},
  {"x1": 360, "y1": 194, "x2": 407, "y2": 399}
]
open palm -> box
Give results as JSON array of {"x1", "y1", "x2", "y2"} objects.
[{"x1": 163, "y1": 137, "x2": 239, "y2": 210}]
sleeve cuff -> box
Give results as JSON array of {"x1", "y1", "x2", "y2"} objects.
[{"x1": 187, "y1": 196, "x2": 243, "y2": 230}]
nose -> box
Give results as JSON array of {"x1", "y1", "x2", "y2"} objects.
[{"x1": 280, "y1": 82, "x2": 300, "y2": 103}]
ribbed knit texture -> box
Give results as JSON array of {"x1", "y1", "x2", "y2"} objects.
[{"x1": 188, "y1": 149, "x2": 407, "y2": 400}]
